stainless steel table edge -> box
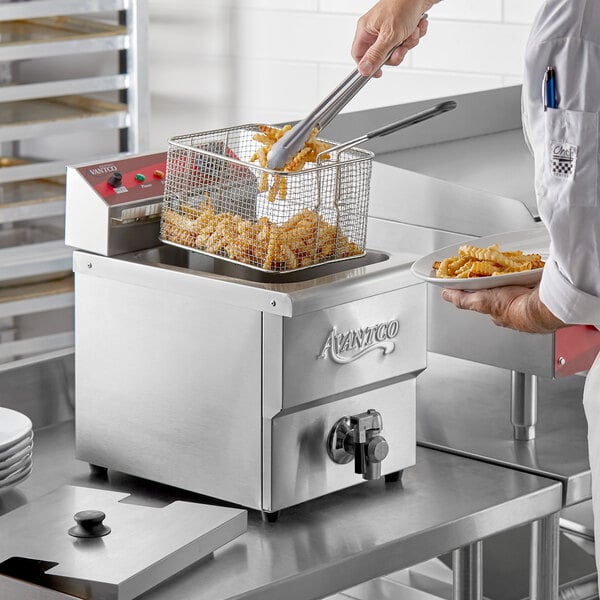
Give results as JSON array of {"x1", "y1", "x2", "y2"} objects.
[
  {"x1": 224, "y1": 493, "x2": 562, "y2": 600},
  {"x1": 417, "y1": 440, "x2": 591, "y2": 508}
]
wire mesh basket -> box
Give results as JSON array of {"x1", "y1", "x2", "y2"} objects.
[{"x1": 160, "y1": 124, "x2": 374, "y2": 273}]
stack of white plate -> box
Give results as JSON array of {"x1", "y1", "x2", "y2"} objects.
[{"x1": 0, "y1": 407, "x2": 33, "y2": 493}]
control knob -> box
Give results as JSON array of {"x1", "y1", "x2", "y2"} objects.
[{"x1": 107, "y1": 172, "x2": 123, "y2": 188}]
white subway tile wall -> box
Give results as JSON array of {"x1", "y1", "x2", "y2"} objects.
[
  {"x1": 148, "y1": 0, "x2": 545, "y2": 147},
  {"x1": 148, "y1": 0, "x2": 234, "y2": 150},
  {"x1": 231, "y1": 0, "x2": 545, "y2": 125},
  {"x1": 410, "y1": 21, "x2": 530, "y2": 76}
]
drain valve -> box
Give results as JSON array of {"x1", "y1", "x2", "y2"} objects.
[{"x1": 327, "y1": 409, "x2": 389, "y2": 480}]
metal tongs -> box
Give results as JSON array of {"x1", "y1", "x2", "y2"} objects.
[{"x1": 267, "y1": 19, "x2": 433, "y2": 170}]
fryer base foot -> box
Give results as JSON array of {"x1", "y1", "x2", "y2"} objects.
[
  {"x1": 384, "y1": 470, "x2": 403, "y2": 483},
  {"x1": 89, "y1": 464, "x2": 108, "y2": 477},
  {"x1": 261, "y1": 510, "x2": 281, "y2": 523}
]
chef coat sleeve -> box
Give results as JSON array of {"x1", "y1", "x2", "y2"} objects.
[{"x1": 524, "y1": 17, "x2": 600, "y2": 330}]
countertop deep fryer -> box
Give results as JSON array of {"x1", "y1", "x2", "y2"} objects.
[{"x1": 66, "y1": 150, "x2": 427, "y2": 520}]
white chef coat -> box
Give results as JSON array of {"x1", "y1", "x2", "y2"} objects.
[
  {"x1": 522, "y1": 0, "x2": 600, "y2": 575},
  {"x1": 522, "y1": 0, "x2": 600, "y2": 329}
]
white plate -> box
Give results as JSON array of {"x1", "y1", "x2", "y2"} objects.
[
  {"x1": 0, "y1": 461, "x2": 32, "y2": 489},
  {"x1": 0, "y1": 465, "x2": 33, "y2": 494},
  {"x1": 411, "y1": 228, "x2": 549, "y2": 291},
  {"x1": 0, "y1": 453, "x2": 31, "y2": 479},
  {"x1": 0, "y1": 408, "x2": 32, "y2": 452},
  {"x1": 0, "y1": 443, "x2": 32, "y2": 471},
  {"x1": 0, "y1": 432, "x2": 33, "y2": 462}
]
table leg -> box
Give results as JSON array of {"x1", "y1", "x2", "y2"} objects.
[
  {"x1": 511, "y1": 371, "x2": 538, "y2": 441},
  {"x1": 529, "y1": 513, "x2": 560, "y2": 600},
  {"x1": 452, "y1": 541, "x2": 483, "y2": 600}
]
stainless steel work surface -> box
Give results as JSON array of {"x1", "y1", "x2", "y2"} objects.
[
  {"x1": 377, "y1": 129, "x2": 536, "y2": 215},
  {"x1": 417, "y1": 353, "x2": 590, "y2": 507},
  {"x1": 1, "y1": 421, "x2": 562, "y2": 600}
]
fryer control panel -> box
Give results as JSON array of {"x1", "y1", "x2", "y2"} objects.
[{"x1": 76, "y1": 152, "x2": 167, "y2": 206}]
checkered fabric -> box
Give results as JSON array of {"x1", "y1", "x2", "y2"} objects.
[{"x1": 552, "y1": 157, "x2": 574, "y2": 177}]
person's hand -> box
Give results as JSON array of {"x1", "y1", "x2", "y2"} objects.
[
  {"x1": 352, "y1": 0, "x2": 438, "y2": 77},
  {"x1": 441, "y1": 285, "x2": 565, "y2": 334}
]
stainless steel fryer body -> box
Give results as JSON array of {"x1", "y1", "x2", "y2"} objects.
[{"x1": 73, "y1": 246, "x2": 425, "y2": 513}]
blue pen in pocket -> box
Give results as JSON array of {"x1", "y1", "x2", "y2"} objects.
[{"x1": 544, "y1": 66, "x2": 557, "y2": 110}]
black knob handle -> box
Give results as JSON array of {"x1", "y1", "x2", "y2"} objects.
[
  {"x1": 107, "y1": 172, "x2": 123, "y2": 187},
  {"x1": 68, "y1": 510, "x2": 111, "y2": 538}
]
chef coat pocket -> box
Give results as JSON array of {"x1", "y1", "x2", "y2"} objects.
[{"x1": 541, "y1": 107, "x2": 598, "y2": 208}]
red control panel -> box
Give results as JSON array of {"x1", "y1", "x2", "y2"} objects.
[{"x1": 77, "y1": 152, "x2": 167, "y2": 206}]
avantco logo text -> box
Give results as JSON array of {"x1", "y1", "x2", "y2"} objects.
[
  {"x1": 88, "y1": 165, "x2": 118, "y2": 176},
  {"x1": 318, "y1": 320, "x2": 399, "y2": 364}
]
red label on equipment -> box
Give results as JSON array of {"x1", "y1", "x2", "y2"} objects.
[{"x1": 555, "y1": 325, "x2": 600, "y2": 376}]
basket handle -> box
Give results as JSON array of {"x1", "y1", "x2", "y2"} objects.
[{"x1": 322, "y1": 100, "x2": 457, "y2": 158}]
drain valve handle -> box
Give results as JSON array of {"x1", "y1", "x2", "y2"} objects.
[{"x1": 328, "y1": 409, "x2": 389, "y2": 480}]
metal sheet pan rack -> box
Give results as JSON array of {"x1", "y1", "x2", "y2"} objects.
[{"x1": 0, "y1": 0, "x2": 148, "y2": 367}]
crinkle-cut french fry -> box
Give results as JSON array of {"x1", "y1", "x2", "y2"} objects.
[
  {"x1": 448, "y1": 256, "x2": 472, "y2": 274},
  {"x1": 263, "y1": 226, "x2": 280, "y2": 270},
  {"x1": 252, "y1": 134, "x2": 275, "y2": 145},
  {"x1": 257, "y1": 123, "x2": 290, "y2": 140},
  {"x1": 459, "y1": 244, "x2": 523, "y2": 269},
  {"x1": 468, "y1": 260, "x2": 498, "y2": 277},
  {"x1": 435, "y1": 257, "x2": 454, "y2": 278},
  {"x1": 280, "y1": 243, "x2": 298, "y2": 269},
  {"x1": 529, "y1": 259, "x2": 545, "y2": 269},
  {"x1": 283, "y1": 146, "x2": 311, "y2": 173},
  {"x1": 278, "y1": 176, "x2": 287, "y2": 199},
  {"x1": 258, "y1": 172, "x2": 269, "y2": 193},
  {"x1": 267, "y1": 176, "x2": 284, "y2": 203},
  {"x1": 257, "y1": 146, "x2": 268, "y2": 167}
]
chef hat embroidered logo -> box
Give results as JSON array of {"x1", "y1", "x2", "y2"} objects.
[{"x1": 550, "y1": 142, "x2": 578, "y2": 179}]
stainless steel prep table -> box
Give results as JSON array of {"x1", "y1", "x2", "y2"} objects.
[
  {"x1": 1, "y1": 420, "x2": 563, "y2": 600},
  {"x1": 417, "y1": 352, "x2": 590, "y2": 508}
]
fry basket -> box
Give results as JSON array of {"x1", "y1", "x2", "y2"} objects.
[{"x1": 160, "y1": 124, "x2": 373, "y2": 273}]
